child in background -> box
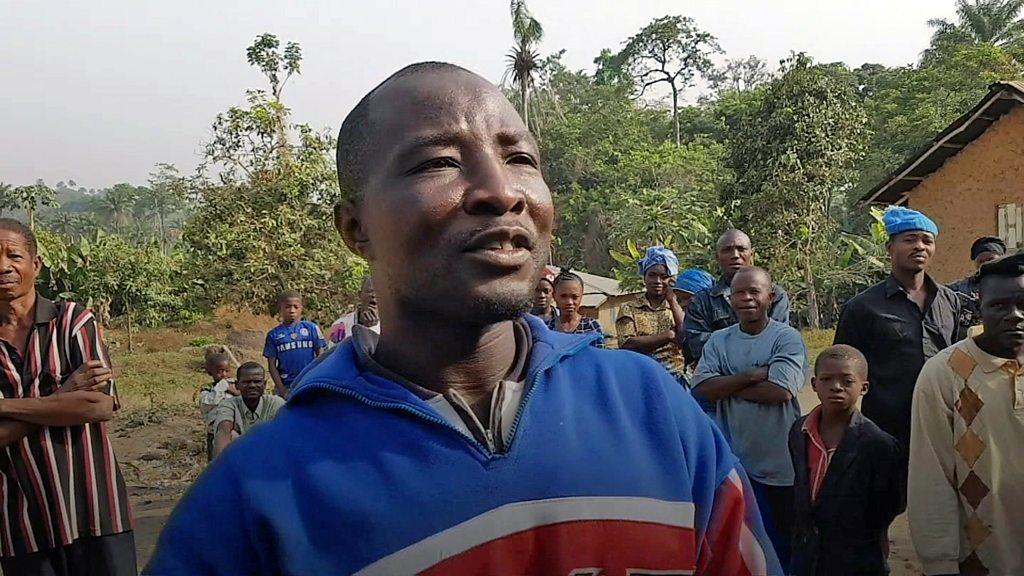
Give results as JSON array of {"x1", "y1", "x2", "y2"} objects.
[
  {"x1": 265, "y1": 290, "x2": 327, "y2": 397},
  {"x1": 198, "y1": 351, "x2": 239, "y2": 462},
  {"x1": 329, "y1": 277, "x2": 380, "y2": 344},
  {"x1": 789, "y1": 345, "x2": 904, "y2": 576},
  {"x1": 547, "y1": 271, "x2": 605, "y2": 347}
]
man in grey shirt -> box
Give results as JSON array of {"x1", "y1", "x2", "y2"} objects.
[{"x1": 692, "y1": 266, "x2": 807, "y2": 571}]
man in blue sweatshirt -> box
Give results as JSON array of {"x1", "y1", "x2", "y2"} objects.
[{"x1": 145, "y1": 62, "x2": 781, "y2": 576}]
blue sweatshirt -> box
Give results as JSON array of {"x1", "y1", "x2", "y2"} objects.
[{"x1": 145, "y1": 315, "x2": 781, "y2": 575}]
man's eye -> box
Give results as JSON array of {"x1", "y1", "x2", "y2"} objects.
[
  {"x1": 411, "y1": 157, "x2": 459, "y2": 173},
  {"x1": 507, "y1": 153, "x2": 538, "y2": 167}
]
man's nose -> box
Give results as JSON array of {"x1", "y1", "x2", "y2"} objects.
[{"x1": 463, "y1": 157, "x2": 526, "y2": 216}]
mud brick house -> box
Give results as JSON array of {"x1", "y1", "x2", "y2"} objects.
[{"x1": 862, "y1": 81, "x2": 1024, "y2": 282}]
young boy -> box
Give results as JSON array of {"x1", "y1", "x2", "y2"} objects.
[
  {"x1": 691, "y1": 266, "x2": 807, "y2": 569},
  {"x1": 197, "y1": 351, "x2": 238, "y2": 462},
  {"x1": 211, "y1": 362, "x2": 285, "y2": 457},
  {"x1": 789, "y1": 345, "x2": 904, "y2": 576},
  {"x1": 264, "y1": 290, "x2": 327, "y2": 396}
]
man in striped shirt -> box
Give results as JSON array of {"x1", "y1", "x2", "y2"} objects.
[{"x1": 0, "y1": 219, "x2": 135, "y2": 575}]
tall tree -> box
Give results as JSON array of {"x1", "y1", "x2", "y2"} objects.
[
  {"x1": 725, "y1": 54, "x2": 868, "y2": 328},
  {"x1": 620, "y1": 16, "x2": 721, "y2": 146},
  {"x1": 184, "y1": 35, "x2": 362, "y2": 320},
  {"x1": 13, "y1": 180, "x2": 58, "y2": 230},
  {"x1": 145, "y1": 163, "x2": 190, "y2": 252},
  {"x1": 927, "y1": 0, "x2": 1024, "y2": 60},
  {"x1": 708, "y1": 56, "x2": 773, "y2": 94},
  {"x1": 98, "y1": 183, "x2": 140, "y2": 235},
  {"x1": 245, "y1": 33, "x2": 302, "y2": 160},
  {"x1": 506, "y1": 0, "x2": 545, "y2": 130}
]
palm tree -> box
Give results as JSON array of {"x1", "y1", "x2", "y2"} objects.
[
  {"x1": 506, "y1": 0, "x2": 544, "y2": 130},
  {"x1": 928, "y1": 0, "x2": 1024, "y2": 50},
  {"x1": 98, "y1": 184, "x2": 139, "y2": 236}
]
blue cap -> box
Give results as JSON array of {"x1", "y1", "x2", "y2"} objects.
[
  {"x1": 674, "y1": 268, "x2": 715, "y2": 294},
  {"x1": 883, "y1": 206, "x2": 938, "y2": 238},
  {"x1": 638, "y1": 246, "x2": 679, "y2": 277}
]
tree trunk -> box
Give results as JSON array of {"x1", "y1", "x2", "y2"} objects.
[
  {"x1": 274, "y1": 100, "x2": 291, "y2": 164},
  {"x1": 804, "y1": 257, "x2": 821, "y2": 330},
  {"x1": 671, "y1": 84, "x2": 680, "y2": 147},
  {"x1": 520, "y1": 79, "x2": 530, "y2": 131},
  {"x1": 158, "y1": 210, "x2": 166, "y2": 253},
  {"x1": 126, "y1": 304, "x2": 134, "y2": 353}
]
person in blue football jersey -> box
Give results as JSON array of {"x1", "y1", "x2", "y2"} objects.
[{"x1": 264, "y1": 290, "x2": 327, "y2": 396}]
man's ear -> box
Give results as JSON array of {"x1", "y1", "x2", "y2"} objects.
[
  {"x1": 335, "y1": 201, "x2": 373, "y2": 261},
  {"x1": 860, "y1": 380, "x2": 869, "y2": 397},
  {"x1": 32, "y1": 255, "x2": 42, "y2": 275}
]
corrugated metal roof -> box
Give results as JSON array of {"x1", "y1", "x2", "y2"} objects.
[
  {"x1": 860, "y1": 81, "x2": 1024, "y2": 206},
  {"x1": 549, "y1": 267, "x2": 638, "y2": 308}
]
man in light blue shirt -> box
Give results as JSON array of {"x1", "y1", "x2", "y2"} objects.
[{"x1": 692, "y1": 266, "x2": 807, "y2": 571}]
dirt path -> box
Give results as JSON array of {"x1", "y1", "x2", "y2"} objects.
[{"x1": 112, "y1": 411, "x2": 204, "y2": 568}]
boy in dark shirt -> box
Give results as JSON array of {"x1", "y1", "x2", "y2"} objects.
[
  {"x1": 789, "y1": 345, "x2": 904, "y2": 576},
  {"x1": 264, "y1": 290, "x2": 327, "y2": 397}
]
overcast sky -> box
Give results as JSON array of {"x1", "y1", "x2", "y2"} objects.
[{"x1": 1, "y1": 0, "x2": 957, "y2": 189}]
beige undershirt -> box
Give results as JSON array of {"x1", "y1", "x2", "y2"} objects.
[{"x1": 351, "y1": 320, "x2": 531, "y2": 453}]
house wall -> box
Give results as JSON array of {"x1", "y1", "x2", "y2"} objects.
[{"x1": 907, "y1": 105, "x2": 1024, "y2": 282}]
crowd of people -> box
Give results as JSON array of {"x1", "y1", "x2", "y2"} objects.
[{"x1": 0, "y1": 60, "x2": 1018, "y2": 576}]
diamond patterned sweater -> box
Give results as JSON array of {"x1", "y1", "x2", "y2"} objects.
[{"x1": 909, "y1": 337, "x2": 1024, "y2": 576}]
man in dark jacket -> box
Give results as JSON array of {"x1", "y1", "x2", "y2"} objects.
[{"x1": 683, "y1": 229, "x2": 790, "y2": 364}]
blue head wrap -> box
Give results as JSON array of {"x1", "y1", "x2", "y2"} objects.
[
  {"x1": 638, "y1": 246, "x2": 679, "y2": 277},
  {"x1": 674, "y1": 268, "x2": 715, "y2": 294},
  {"x1": 883, "y1": 206, "x2": 938, "y2": 238}
]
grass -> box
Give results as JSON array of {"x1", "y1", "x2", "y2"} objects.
[
  {"x1": 105, "y1": 312, "x2": 838, "y2": 414},
  {"x1": 107, "y1": 307, "x2": 278, "y2": 412},
  {"x1": 803, "y1": 328, "x2": 836, "y2": 364}
]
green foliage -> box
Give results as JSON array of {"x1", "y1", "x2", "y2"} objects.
[
  {"x1": 725, "y1": 54, "x2": 873, "y2": 327},
  {"x1": 619, "y1": 15, "x2": 722, "y2": 145},
  {"x1": 246, "y1": 33, "x2": 302, "y2": 101},
  {"x1": 855, "y1": 43, "x2": 1023, "y2": 195},
  {"x1": 36, "y1": 229, "x2": 195, "y2": 335},
  {"x1": 182, "y1": 34, "x2": 363, "y2": 324},
  {"x1": 506, "y1": 0, "x2": 545, "y2": 130},
  {"x1": 11, "y1": 181, "x2": 58, "y2": 229},
  {"x1": 531, "y1": 58, "x2": 727, "y2": 278},
  {"x1": 188, "y1": 336, "x2": 217, "y2": 348},
  {"x1": 926, "y1": 0, "x2": 1024, "y2": 58}
]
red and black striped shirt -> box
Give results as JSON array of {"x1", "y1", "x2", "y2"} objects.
[{"x1": 0, "y1": 297, "x2": 133, "y2": 557}]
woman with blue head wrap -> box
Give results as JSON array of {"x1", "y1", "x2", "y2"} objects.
[
  {"x1": 615, "y1": 246, "x2": 688, "y2": 379},
  {"x1": 673, "y1": 268, "x2": 715, "y2": 309}
]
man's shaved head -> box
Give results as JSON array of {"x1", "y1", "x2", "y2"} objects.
[
  {"x1": 716, "y1": 229, "x2": 751, "y2": 250},
  {"x1": 332, "y1": 60, "x2": 552, "y2": 330},
  {"x1": 732, "y1": 265, "x2": 771, "y2": 286},
  {"x1": 336, "y1": 62, "x2": 478, "y2": 204},
  {"x1": 715, "y1": 229, "x2": 754, "y2": 281}
]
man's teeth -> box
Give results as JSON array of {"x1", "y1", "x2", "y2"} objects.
[{"x1": 484, "y1": 241, "x2": 516, "y2": 250}]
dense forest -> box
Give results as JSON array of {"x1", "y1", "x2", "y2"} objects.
[{"x1": 4, "y1": 0, "x2": 1022, "y2": 337}]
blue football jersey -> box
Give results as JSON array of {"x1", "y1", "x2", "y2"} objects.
[{"x1": 263, "y1": 320, "x2": 327, "y2": 387}]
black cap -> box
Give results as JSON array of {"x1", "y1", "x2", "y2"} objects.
[
  {"x1": 971, "y1": 236, "x2": 1007, "y2": 261},
  {"x1": 978, "y1": 251, "x2": 1024, "y2": 279}
]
